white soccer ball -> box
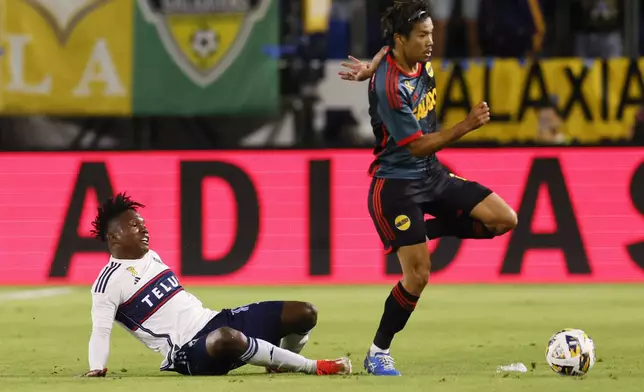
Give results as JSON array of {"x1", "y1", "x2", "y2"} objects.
[
  {"x1": 192, "y1": 29, "x2": 218, "y2": 59},
  {"x1": 545, "y1": 328, "x2": 596, "y2": 376}
]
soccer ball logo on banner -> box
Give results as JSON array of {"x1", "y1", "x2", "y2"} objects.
[{"x1": 138, "y1": 0, "x2": 271, "y2": 87}]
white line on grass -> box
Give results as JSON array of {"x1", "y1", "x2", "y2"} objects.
[{"x1": 0, "y1": 288, "x2": 73, "y2": 302}]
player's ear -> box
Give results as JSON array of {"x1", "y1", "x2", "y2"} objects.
[
  {"x1": 393, "y1": 32, "x2": 403, "y2": 46},
  {"x1": 106, "y1": 232, "x2": 118, "y2": 243},
  {"x1": 106, "y1": 223, "x2": 122, "y2": 243},
  {"x1": 106, "y1": 219, "x2": 123, "y2": 243}
]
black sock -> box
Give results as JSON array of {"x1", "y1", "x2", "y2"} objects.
[
  {"x1": 425, "y1": 216, "x2": 496, "y2": 240},
  {"x1": 373, "y1": 282, "x2": 419, "y2": 351}
]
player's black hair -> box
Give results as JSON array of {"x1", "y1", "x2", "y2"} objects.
[
  {"x1": 381, "y1": 0, "x2": 431, "y2": 45},
  {"x1": 91, "y1": 192, "x2": 145, "y2": 242}
]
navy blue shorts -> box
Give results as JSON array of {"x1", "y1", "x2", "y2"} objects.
[{"x1": 172, "y1": 301, "x2": 284, "y2": 376}]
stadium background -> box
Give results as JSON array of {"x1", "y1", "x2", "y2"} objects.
[{"x1": 1, "y1": 0, "x2": 644, "y2": 390}]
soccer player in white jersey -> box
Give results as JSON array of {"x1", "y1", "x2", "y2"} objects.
[{"x1": 84, "y1": 193, "x2": 351, "y2": 377}]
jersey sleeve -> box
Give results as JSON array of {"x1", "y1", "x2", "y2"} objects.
[
  {"x1": 376, "y1": 70, "x2": 423, "y2": 147},
  {"x1": 88, "y1": 281, "x2": 120, "y2": 370}
]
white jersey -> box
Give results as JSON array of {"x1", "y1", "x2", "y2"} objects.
[{"x1": 88, "y1": 250, "x2": 218, "y2": 371}]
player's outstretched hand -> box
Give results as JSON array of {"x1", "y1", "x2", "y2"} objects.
[
  {"x1": 338, "y1": 46, "x2": 389, "y2": 82},
  {"x1": 83, "y1": 368, "x2": 107, "y2": 377},
  {"x1": 465, "y1": 101, "x2": 491, "y2": 131}
]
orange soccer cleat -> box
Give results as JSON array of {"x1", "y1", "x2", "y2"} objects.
[{"x1": 315, "y1": 357, "x2": 352, "y2": 375}]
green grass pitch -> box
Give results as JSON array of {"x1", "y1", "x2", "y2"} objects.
[{"x1": 1, "y1": 284, "x2": 643, "y2": 392}]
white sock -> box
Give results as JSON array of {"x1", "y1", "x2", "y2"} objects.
[
  {"x1": 240, "y1": 337, "x2": 317, "y2": 374},
  {"x1": 280, "y1": 332, "x2": 310, "y2": 354},
  {"x1": 369, "y1": 343, "x2": 390, "y2": 356}
]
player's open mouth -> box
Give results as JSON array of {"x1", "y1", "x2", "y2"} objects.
[{"x1": 142, "y1": 235, "x2": 149, "y2": 244}]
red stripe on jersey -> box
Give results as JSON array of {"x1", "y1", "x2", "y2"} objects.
[
  {"x1": 368, "y1": 163, "x2": 380, "y2": 177},
  {"x1": 385, "y1": 65, "x2": 397, "y2": 109},
  {"x1": 381, "y1": 125, "x2": 389, "y2": 148},
  {"x1": 397, "y1": 130, "x2": 423, "y2": 147},
  {"x1": 393, "y1": 69, "x2": 402, "y2": 109},
  {"x1": 386, "y1": 66, "x2": 403, "y2": 110}
]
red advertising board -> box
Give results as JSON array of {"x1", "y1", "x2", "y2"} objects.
[{"x1": 0, "y1": 148, "x2": 643, "y2": 285}]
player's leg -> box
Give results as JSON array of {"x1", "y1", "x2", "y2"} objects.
[
  {"x1": 225, "y1": 301, "x2": 314, "y2": 355},
  {"x1": 175, "y1": 326, "x2": 348, "y2": 376},
  {"x1": 227, "y1": 301, "x2": 350, "y2": 375},
  {"x1": 204, "y1": 328, "x2": 347, "y2": 375},
  {"x1": 366, "y1": 243, "x2": 429, "y2": 377},
  {"x1": 173, "y1": 325, "x2": 350, "y2": 376},
  {"x1": 278, "y1": 301, "x2": 317, "y2": 355},
  {"x1": 366, "y1": 177, "x2": 427, "y2": 376},
  {"x1": 424, "y1": 172, "x2": 517, "y2": 239},
  {"x1": 468, "y1": 192, "x2": 518, "y2": 235}
]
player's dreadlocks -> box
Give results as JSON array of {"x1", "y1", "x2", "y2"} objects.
[
  {"x1": 91, "y1": 192, "x2": 145, "y2": 242},
  {"x1": 381, "y1": 0, "x2": 431, "y2": 45}
]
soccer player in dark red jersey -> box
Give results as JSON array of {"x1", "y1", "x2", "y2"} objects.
[{"x1": 339, "y1": 0, "x2": 517, "y2": 376}]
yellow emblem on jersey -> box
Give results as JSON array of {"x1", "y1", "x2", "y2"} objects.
[
  {"x1": 126, "y1": 266, "x2": 138, "y2": 277},
  {"x1": 395, "y1": 215, "x2": 411, "y2": 231},
  {"x1": 425, "y1": 62, "x2": 434, "y2": 77}
]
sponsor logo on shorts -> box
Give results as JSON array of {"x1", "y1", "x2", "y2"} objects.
[{"x1": 395, "y1": 215, "x2": 411, "y2": 231}]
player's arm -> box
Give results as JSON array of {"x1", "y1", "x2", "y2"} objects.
[
  {"x1": 406, "y1": 102, "x2": 491, "y2": 157},
  {"x1": 85, "y1": 289, "x2": 119, "y2": 377},
  {"x1": 376, "y1": 79, "x2": 449, "y2": 154},
  {"x1": 338, "y1": 46, "x2": 389, "y2": 82},
  {"x1": 378, "y1": 77, "x2": 490, "y2": 157}
]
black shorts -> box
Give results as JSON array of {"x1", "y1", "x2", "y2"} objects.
[
  {"x1": 367, "y1": 170, "x2": 492, "y2": 253},
  {"x1": 172, "y1": 301, "x2": 284, "y2": 376}
]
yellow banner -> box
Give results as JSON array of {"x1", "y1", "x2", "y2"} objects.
[
  {"x1": 0, "y1": 0, "x2": 132, "y2": 115},
  {"x1": 303, "y1": 0, "x2": 331, "y2": 34},
  {"x1": 434, "y1": 58, "x2": 644, "y2": 144}
]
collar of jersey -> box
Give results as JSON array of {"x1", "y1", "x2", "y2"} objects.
[
  {"x1": 110, "y1": 251, "x2": 149, "y2": 263},
  {"x1": 386, "y1": 52, "x2": 422, "y2": 78}
]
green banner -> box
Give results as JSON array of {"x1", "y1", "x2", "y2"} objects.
[
  {"x1": 0, "y1": 0, "x2": 279, "y2": 116},
  {"x1": 133, "y1": 0, "x2": 279, "y2": 115}
]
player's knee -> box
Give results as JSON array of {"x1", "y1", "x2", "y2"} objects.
[
  {"x1": 415, "y1": 265, "x2": 430, "y2": 288},
  {"x1": 398, "y1": 245, "x2": 431, "y2": 295},
  {"x1": 297, "y1": 302, "x2": 318, "y2": 331},
  {"x1": 282, "y1": 301, "x2": 318, "y2": 333},
  {"x1": 206, "y1": 327, "x2": 246, "y2": 358},
  {"x1": 494, "y1": 209, "x2": 518, "y2": 235},
  {"x1": 404, "y1": 264, "x2": 430, "y2": 293}
]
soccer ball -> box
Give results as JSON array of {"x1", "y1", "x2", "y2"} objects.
[
  {"x1": 191, "y1": 29, "x2": 218, "y2": 59},
  {"x1": 545, "y1": 328, "x2": 596, "y2": 376}
]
